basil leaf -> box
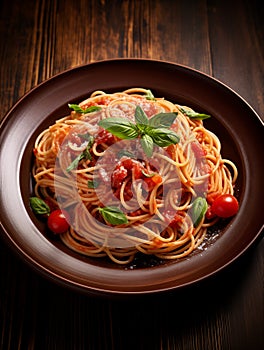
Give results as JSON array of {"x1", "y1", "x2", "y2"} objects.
[
  {"x1": 99, "y1": 206, "x2": 128, "y2": 225},
  {"x1": 68, "y1": 104, "x2": 102, "y2": 114},
  {"x1": 82, "y1": 136, "x2": 94, "y2": 161},
  {"x1": 98, "y1": 117, "x2": 139, "y2": 139},
  {"x1": 149, "y1": 112, "x2": 178, "y2": 128},
  {"x1": 99, "y1": 117, "x2": 132, "y2": 128},
  {"x1": 66, "y1": 153, "x2": 85, "y2": 172},
  {"x1": 140, "y1": 133, "x2": 154, "y2": 157},
  {"x1": 83, "y1": 148, "x2": 92, "y2": 161},
  {"x1": 180, "y1": 107, "x2": 211, "y2": 120},
  {"x1": 135, "y1": 106, "x2": 149, "y2": 126},
  {"x1": 87, "y1": 135, "x2": 94, "y2": 147},
  {"x1": 30, "y1": 197, "x2": 50, "y2": 215},
  {"x1": 148, "y1": 128, "x2": 180, "y2": 147},
  {"x1": 145, "y1": 89, "x2": 156, "y2": 101},
  {"x1": 66, "y1": 136, "x2": 94, "y2": 172},
  {"x1": 98, "y1": 108, "x2": 180, "y2": 157},
  {"x1": 88, "y1": 179, "x2": 100, "y2": 188},
  {"x1": 77, "y1": 132, "x2": 92, "y2": 141},
  {"x1": 117, "y1": 150, "x2": 136, "y2": 159},
  {"x1": 191, "y1": 197, "x2": 208, "y2": 227}
]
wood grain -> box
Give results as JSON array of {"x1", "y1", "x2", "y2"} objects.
[
  {"x1": 1, "y1": 0, "x2": 263, "y2": 117},
  {"x1": 207, "y1": 0, "x2": 264, "y2": 115},
  {"x1": 0, "y1": 0, "x2": 263, "y2": 349}
]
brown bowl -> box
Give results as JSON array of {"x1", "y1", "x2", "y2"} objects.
[{"x1": 0, "y1": 59, "x2": 263, "y2": 296}]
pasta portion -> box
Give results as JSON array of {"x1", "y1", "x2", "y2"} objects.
[{"x1": 32, "y1": 88, "x2": 238, "y2": 264}]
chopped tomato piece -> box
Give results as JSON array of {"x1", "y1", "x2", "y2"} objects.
[
  {"x1": 132, "y1": 162, "x2": 143, "y2": 180},
  {"x1": 163, "y1": 209, "x2": 184, "y2": 228},
  {"x1": 111, "y1": 165, "x2": 128, "y2": 188},
  {"x1": 96, "y1": 129, "x2": 116, "y2": 145},
  {"x1": 166, "y1": 144, "x2": 176, "y2": 159},
  {"x1": 151, "y1": 174, "x2": 163, "y2": 185},
  {"x1": 196, "y1": 130, "x2": 205, "y2": 143},
  {"x1": 143, "y1": 174, "x2": 163, "y2": 191}
]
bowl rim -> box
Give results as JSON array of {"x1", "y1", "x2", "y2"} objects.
[{"x1": 0, "y1": 58, "x2": 263, "y2": 296}]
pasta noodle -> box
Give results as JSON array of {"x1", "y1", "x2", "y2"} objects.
[{"x1": 32, "y1": 88, "x2": 238, "y2": 264}]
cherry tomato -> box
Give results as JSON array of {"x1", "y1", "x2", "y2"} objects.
[
  {"x1": 47, "y1": 209, "x2": 70, "y2": 234},
  {"x1": 205, "y1": 205, "x2": 216, "y2": 220},
  {"x1": 211, "y1": 194, "x2": 239, "y2": 218}
]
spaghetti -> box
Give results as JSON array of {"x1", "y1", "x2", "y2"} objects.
[{"x1": 32, "y1": 88, "x2": 238, "y2": 264}]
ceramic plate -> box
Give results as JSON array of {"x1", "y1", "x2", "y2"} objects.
[{"x1": 0, "y1": 59, "x2": 263, "y2": 296}]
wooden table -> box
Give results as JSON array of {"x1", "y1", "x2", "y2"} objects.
[{"x1": 0, "y1": 1, "x2": 263, "y2": 349}]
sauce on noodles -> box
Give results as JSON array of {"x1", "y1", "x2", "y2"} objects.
[{"x1": 31, "y1": 88, "x2": 239, "y2": 265}]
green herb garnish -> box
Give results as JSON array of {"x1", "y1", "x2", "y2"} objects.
[
  {"x1": 191, "y1": 197, "x2": 208, "y2": 227},
  {"x1": 140, "y1": 133, "x2": 154, "y2": 157},
  {"x1": 145, "y1": 89, "x2": 156, "y2": 101},
  {"x1": 180, "y1": 107, "x2": 211, "y2": 120},
  {"x1": 88, "y1": 179, "x2": 100, "y2": 189},
  {"x1": 135, "y1": 105, "x2": 149, "y2": 125},
  {"x1": 98, "y1": 117, "x2": 139, "y2": 140},
  {"x1": 98, "y1": 206, "x2": 128, "y2": 225},
  {"x1": 66, "y1": 135, "x2": 94, "y2": 172},
  {"x1": 30, "y1": 197, "x2": 50, "y2": 215},
  {"x1": 77, "y1": 132, "x2": 93, "y2": 141},
  {"x1": 147, "y1": 127, "x2": 180, "y2": 147},
  {"x1": 98, "y1": 106, "x2": 179, "y2": 157},
  {"x1": 68, "y1": 104, "x2": 102, "y2": 114},
  {"x1": 117, "y1": 150, "x2": 136, "y2": 159},
  {"x1": 148, "y1": 112, "x2": 178, "y2": 128}
]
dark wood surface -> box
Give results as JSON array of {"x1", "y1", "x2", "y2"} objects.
[{"x1": 0, "y1": 1, "x2": 263, "y2": 349}]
